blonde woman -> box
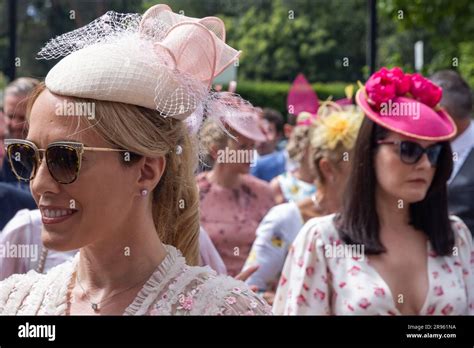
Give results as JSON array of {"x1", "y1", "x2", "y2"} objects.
[
  {"x1": 198, "y1": 95, "x2": 275, "y2": 276},
  {"x1": 0, "y1": 5, "x2": 270, "y2": 315},
  {"x1": 243, "y1": 104, "x2": 363, "y2": 302}
]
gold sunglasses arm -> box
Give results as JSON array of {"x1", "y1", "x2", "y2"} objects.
[{"x1": 83, "y1": 147, "x2": 128, "y2": 153}]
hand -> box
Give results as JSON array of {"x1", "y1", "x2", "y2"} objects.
[{"x1": 234, "y1": 265, "x2": 259, "y2": 282}]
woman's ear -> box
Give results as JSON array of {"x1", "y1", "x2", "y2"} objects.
[
  {"x1": 319, "y1": 157, "x2": 335, "y2": 184},
  {"x1": 137, "y1": 156, "x2": 166, "y2": 191}
]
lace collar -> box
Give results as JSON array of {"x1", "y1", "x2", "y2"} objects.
[{"x1": 59, "y1": 244, "x2": 185, "y2": 315}]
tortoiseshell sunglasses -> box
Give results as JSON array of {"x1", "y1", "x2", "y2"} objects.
[{"x1": 4, "y1": 139, "x2": 128, "y2": 184}]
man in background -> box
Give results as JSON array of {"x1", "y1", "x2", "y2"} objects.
[
  {"x1": 431, "y1": 70, "x2": 474, "y2": 235},
  {"x1": 251, "y1": 108, "x2": 287, "y2": 182},
  {"x1": 0, "y1": 77, "x2": 40, "y2": 189}
]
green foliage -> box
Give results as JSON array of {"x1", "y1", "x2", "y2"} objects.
[
  {"x1": 1, "y1": 0, "x2": 472, "y2": 90},
  {"x1": 458, "y1": 42, "x2": 474, "y2": 88},
  {"x1": 235, "y1": 80, "x2": 351, "y2": 116},
  {"x1": 224, "y1": 0, "x2": 367, "y2": 82},
  {"x1": 378, "y1": 0, "x2": 474, "y2": 87}
]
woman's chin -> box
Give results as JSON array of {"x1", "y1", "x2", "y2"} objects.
[
  {"x1": 41, "y1": 229, "x2": 80, "y2": 252},
  {"x1": 399, "y1": 190, "x2": 429, "y2": 204}
]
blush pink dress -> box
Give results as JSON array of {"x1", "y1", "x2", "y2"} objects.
[{"x1": 197, "y1": 172, "x2": 275, "y2": 276}]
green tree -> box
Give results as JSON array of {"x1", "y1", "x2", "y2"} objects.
[{"x1": 378, "y1": 0, "x2": 474, "y2": 86}]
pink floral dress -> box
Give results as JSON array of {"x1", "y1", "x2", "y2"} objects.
[
  {"x1": 197, "y1": 173, "x2": 275, "y2": 276},
  {"x1": 273, "y1": 214, "x2": 474, "y2": 315}
]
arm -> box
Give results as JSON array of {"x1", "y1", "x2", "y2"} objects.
[
  {"x1": 243, "y1": 205, "x2": 299, "y2": 292},
  {"x1": 270, "y1": 176, "x2": 285, "y2": 205},
  {"x1": 451, "y1": 216, "x2": 474, "y2": 314},
  {"x1": 0, "y1": 210, "x2": 34, "y2": 281}
]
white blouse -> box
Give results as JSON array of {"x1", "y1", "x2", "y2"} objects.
[
  {"x1": 0, "y1": 245, "x2": 271, "y2": 315},
  {"x1": 273, "y1": 214, "x2": 474, "y2": 315},
  {"x1": 243, "y1": 202, "x2": 304, "y2": 291}
]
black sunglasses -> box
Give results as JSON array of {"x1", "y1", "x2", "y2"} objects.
[
  {"x1": 377, "y1": 140, "x2": 442, "y2": 166},
  {"x1": 4, "y1": 139, "x2": 128, "y2": 184}
]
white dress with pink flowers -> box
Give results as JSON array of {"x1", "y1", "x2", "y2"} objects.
[
  {"x1": 273, "y1": 214, "x2": 474, "y2": 315},
  {"x1": 0, "y1": 245, "x2": 271, "y2": 315}
]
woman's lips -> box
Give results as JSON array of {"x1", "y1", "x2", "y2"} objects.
[
  {"x1": 40, "y1": 207, "x2": 78, "y2": 225},
  {"x1": 407, "y1": 179, "x2": 427, "y2": 185}
]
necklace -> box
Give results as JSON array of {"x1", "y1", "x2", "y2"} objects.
[
  {"x1": 75, "y1": 270, "x2": 150, "y2": 312},
  {"x1": 35, "y1": 248, "x2": 48, "y2": 274}
]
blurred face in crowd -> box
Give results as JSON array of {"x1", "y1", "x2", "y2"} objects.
[
  {"x1": 256, "y1": 119, "x2": 280, "y2": 155},
  {"x1": 219, "y1": 131, "x2": 256, "y2": 175},
  {"x1": 374, "y1": 131, "x2": 436, "y2": 204},
  {"x1": 4, "y1": 93, "x2": 28, "y2": 139}
]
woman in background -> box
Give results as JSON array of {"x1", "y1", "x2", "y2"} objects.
[
  {"x1": 198, "y1": 96, "x2": 275, "y2": 276},
  {"x1": 274, "y1": 67, "x2": 473, "y2": 315},
  {"x1": 243, "y1": 104, "x2": 363, "y2": 302}
]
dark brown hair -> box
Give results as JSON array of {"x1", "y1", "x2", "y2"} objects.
[{"x1": 335, "y1": 118, "x2": 455, "y2": 256}]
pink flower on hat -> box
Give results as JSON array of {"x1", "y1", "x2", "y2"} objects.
[
  {"x1": 386, "y1": 67, "x2": 411, "y2": 95},
  {"x1": 365, "y1": 67, "x2": 397, "y2": 109},
  {"x1": 410, "y1": 73, "x2": 442, "y2": 108},
  {"x1": 365, "y1": 67, "x2": 443, "y2": 110}
]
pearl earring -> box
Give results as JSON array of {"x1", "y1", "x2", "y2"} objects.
[{"x1": 141, "y1": 189, "x2": 148, "y2": 196}]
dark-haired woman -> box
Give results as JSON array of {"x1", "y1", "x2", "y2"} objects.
[{"x1": 273, "y1": 67, "x2": 474, "y2": 315}]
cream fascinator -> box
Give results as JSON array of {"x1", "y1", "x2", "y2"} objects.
[{"x1": 38, "y1": 4, "x2": 255, "y2": 134}]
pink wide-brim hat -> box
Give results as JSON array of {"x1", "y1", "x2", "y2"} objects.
[
  {"x1": 212, "y1": 92, "x2": 267, "y2": 142},
  {"x1": 225, "y1": 112, "x2": 267, "y2": 143},
  {"x1": 356, "y1": 89, "x2": 456, "y2": 141}
]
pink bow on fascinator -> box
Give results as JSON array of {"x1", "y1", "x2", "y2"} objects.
[
  {"x1": 140, "y1": 4, "x2": 238, "y2": 88},
  {"x1": 287, "y1": 73, "x2": 320, "y2": 116}
]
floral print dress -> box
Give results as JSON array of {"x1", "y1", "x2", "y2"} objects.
[{"x1": 273, "y1": 214, "x2": 474, "y2": 315}]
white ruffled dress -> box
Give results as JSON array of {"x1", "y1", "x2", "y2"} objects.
[{"x1": 0, "y1": 245, "x2": 271, "y2": 315}]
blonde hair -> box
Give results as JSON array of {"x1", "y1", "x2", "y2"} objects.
[
  {"x1": 199, "y1": 118, "x2": 233, "y2": 168},
  {"x1": 27, "y1": 83, "x2": 200, "y2": 265},
  {"x1": 286, "y1": 125, "x2": 311, "y2": 163},
  {"x1": 308, "y1": 104, "x2": 364, "y2": 186}
]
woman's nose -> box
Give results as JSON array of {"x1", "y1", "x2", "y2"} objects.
[{"x1": 30, "y1": 156, "x2": 61, "y2": 196}]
